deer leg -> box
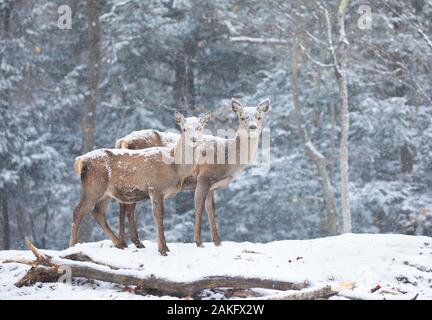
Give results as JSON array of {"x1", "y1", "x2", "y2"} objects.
[
  {"x1": 205, "y1": 190, "x2": 221, "y2": 246},
  {"x1": 194, "y1": 178, "x2": 211, "y2": 247},
  {"x1": 92, "y1": 197, "x2": 123, "y2": 248},
  {"x1": 127, "y1": 203, "x2": 145, "y2": 248},
  {"x1": 69, "y1": 198, "x2": 94, "y2": 247},
  {"x1": 150, "y1": 193, "x2": 169, "y2": 256},
  {"x1": 118, "y1": 203, "x2": 128, "y2": 248}
]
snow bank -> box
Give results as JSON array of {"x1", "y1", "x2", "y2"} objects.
[{"x1": 0, "y1": 233, "x2": 430, "y2": 300}]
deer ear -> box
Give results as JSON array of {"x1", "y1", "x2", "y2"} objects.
[
  {"x1": 231, "y1": 98, "x2": 243, "y2": 113},
  {"x1": 257, "y1": 99, "x2": 270, "y2": 113},
  {"x1": 199, "y1": 112, "x2": 211, "y2": 125},
  {"x1": 175, "y1": 111, "x2": 185, "y2": 125}
]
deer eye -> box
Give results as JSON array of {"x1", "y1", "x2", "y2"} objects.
[
  {"x1": 257, "y1": 117, "x2": 261, "y2": 120},
  {"x1": 183, "y1": 128, "x2": 186, "y2": 132},
  {"x1": 241, "y1": 117, "x2": 245, "y2": 121}
]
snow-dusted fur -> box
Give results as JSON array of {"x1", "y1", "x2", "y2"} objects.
[{"x1": 69, "y1": 113, "x2": 210, "y2": 256}]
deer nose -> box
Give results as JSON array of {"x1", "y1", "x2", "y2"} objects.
[
  {"x1": 192, "y1": 136, "x2": 198, "y2": 143},
  {"x1": 249, "y1": 124, "x2": 257, "y2": 130}
]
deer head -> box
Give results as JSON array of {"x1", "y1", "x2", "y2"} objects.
[
  {"x1": 175, "y1": 111, "x2": 211, "y2": 148},
  {"x1": 231, "y1": 98, "x2": 270, "y2": 138}
]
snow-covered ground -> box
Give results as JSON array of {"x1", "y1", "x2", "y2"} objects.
[{"x1": 0, "y1": 233, "x2": 431, "y2": 300}]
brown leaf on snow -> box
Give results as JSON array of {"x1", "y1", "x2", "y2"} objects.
[
  {"x1": 122, "y1": 286, "x2": 136, "y2": 294},
  {"x1": 370, "y1": 284, "x2": 381, "y2": 293}
]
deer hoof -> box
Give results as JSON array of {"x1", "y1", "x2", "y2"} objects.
[
  {"x1": 195, "y1": 241, "x2": 204, "y2": 248},
  {"x1": 214, "y1": 241, "x2": 221, "y2": 247},
  {"x1": 159, "y1": 250, "x2": 168, "y2": 256},
  {"x1": 134, "y1": 241, "x2": 145, "y2": 249},
  {"x1": 116, "y1": 241, "x2": 128, "y2": 249}
]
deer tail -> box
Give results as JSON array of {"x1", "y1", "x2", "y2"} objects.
[
  {"x1": 114, "y1": 138, "x2": 123, "y2": 149},
  {"x1": 74, "y1": 157, "x2": 84, "y2": 177},
  {"x1": 115, "y1": 138, "x2": 129, "y2": 149}
]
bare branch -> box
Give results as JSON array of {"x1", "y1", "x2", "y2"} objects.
[
  {"x1": 299, "y1": 43, "x2": 335, "y2": 68},
  {"x1": 230, "y1": 36, "x2": 289, "y2": 45}
]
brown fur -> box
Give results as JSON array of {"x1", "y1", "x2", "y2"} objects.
[
  {"x1": 113, "y1": 99, "x2": 269, "y2": 248},
  {"x1": 113, "y1": 131, "x2": 213, "y2": 248},
  {"x1": 114, "y1": 129, "x2": 179, "y2": 248},
  {"x1": 192, "y1": 99, "x2": 270, "y2": 247},
  {"x1": 69, "y1": 114, "x2": 210, "y2": 256}
]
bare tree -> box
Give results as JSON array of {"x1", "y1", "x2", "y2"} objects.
[
  {"x1": 335, "y1": 0, "x2": 351, "y2": 233},
  {"x1": 229, "y1": 1, "x2": 340, "y2": 235},
  {"x1": 291, "y1": 0, "x2": 338, "y2": 236},
  {"x1": 318, "y1": 0, "x2": 351, "y2": 233},
  {"x1": 80, "y1": 0, "x2": 102, "y2": 242}
]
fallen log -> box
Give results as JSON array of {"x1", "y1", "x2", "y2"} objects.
[
  {"x1": 266, "y1": 285, "x2": 337, "y2": 300},
  {"x1": 15, "y1": 265, "x2": 61, "y2": 287},
  {"x1": 9, "y1": 240, "x2": 311, "y2": 298}
]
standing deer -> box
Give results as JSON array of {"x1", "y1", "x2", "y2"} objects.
[
  {"x1": 192, "y1": 98, "x2": 270, "y2": 247},
  {"x1": 114, "y1": 130, "x2": 178, "y2": 248},
  {"x1": 69, "y1": 112, "x2": 210, "y2": 255},
  {"x1": 113, "y1": 129, "x2": 223, "y2": 248},
  {"x1": 113, "y1": 98, "x2": 269, "y2": 248}
]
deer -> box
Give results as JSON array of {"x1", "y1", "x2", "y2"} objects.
[
  {"x1": 113, "y1": 129, "x2": 224, "y2": 248},
  {"x1": 113, "y1": 130, "x2": 179, "y2": 249},
  {"x1": 113, "y1": 98, "x2": 269, "y2": 249},
  {"x1": 192, "y1": 98, "x2": 270, "y2": 247},
  {"x1": 69, "y1": 111, "x2": 211, "y2": 255}
]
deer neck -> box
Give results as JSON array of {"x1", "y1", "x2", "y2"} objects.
[{"x1": 173, "y1": 134, "x2": 196, "y2": 179}]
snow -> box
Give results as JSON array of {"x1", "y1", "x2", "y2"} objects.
[
  {"x1": 105, "y1": 147, "x2": 168, "y2": 157},
  {"x1": 0, "y1": 234, "x2": 431, "y2": 300},
  {"x1": 81, "y1": 147, "x2": 170, "y2": 160},
  {"x1": 79, "y1": 149, "x2": 108, "y2": 159}
]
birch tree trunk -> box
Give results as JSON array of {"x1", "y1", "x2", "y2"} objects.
[
  {"x1": 319, "y1": 0, "x2": 352, "y2": 233},
  {"x1": 291, "y1": 0, "x2": 338, "y2": 236},
  {"x1": 334, "y1": 0, "x2": 351, "y2": 233},
  {"x1": 80, "y1": 0, "x2": 101, "y2": 242}
]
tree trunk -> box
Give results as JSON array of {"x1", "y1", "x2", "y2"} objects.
[
  {"x1": 334, "y1": 0, "x2": 351, "y2": 233},
  {"x1": 80, "y1": 0, "x2": 101, "y2": 242},
  {"x1": 173, "y1": 55, "x2": 195, "y2": 111},
  {"x1": 400, "y1": 143, "x2": 414, "y2": 174},
  {"x1": 0, "y1": 3, "x2": 11, "y2": 36},
  {"x1": 1, "y1": 194, "x2": 10, "y2": 250},
  {"x1": 173, "y1": 42, "x2": 196, "y2": 216},
  {"x1": 0, "y1": 4, "x2": 12, "y2": 251},
  {"x1": 82, "y1": 0, "x2": 101, "y2": 154},
  {"x1": 173, "y1": 41, "x2": 196, "y2": 113},
  {"x1": 291, "y1": 0, "x2": 337, "y2": 236}
]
